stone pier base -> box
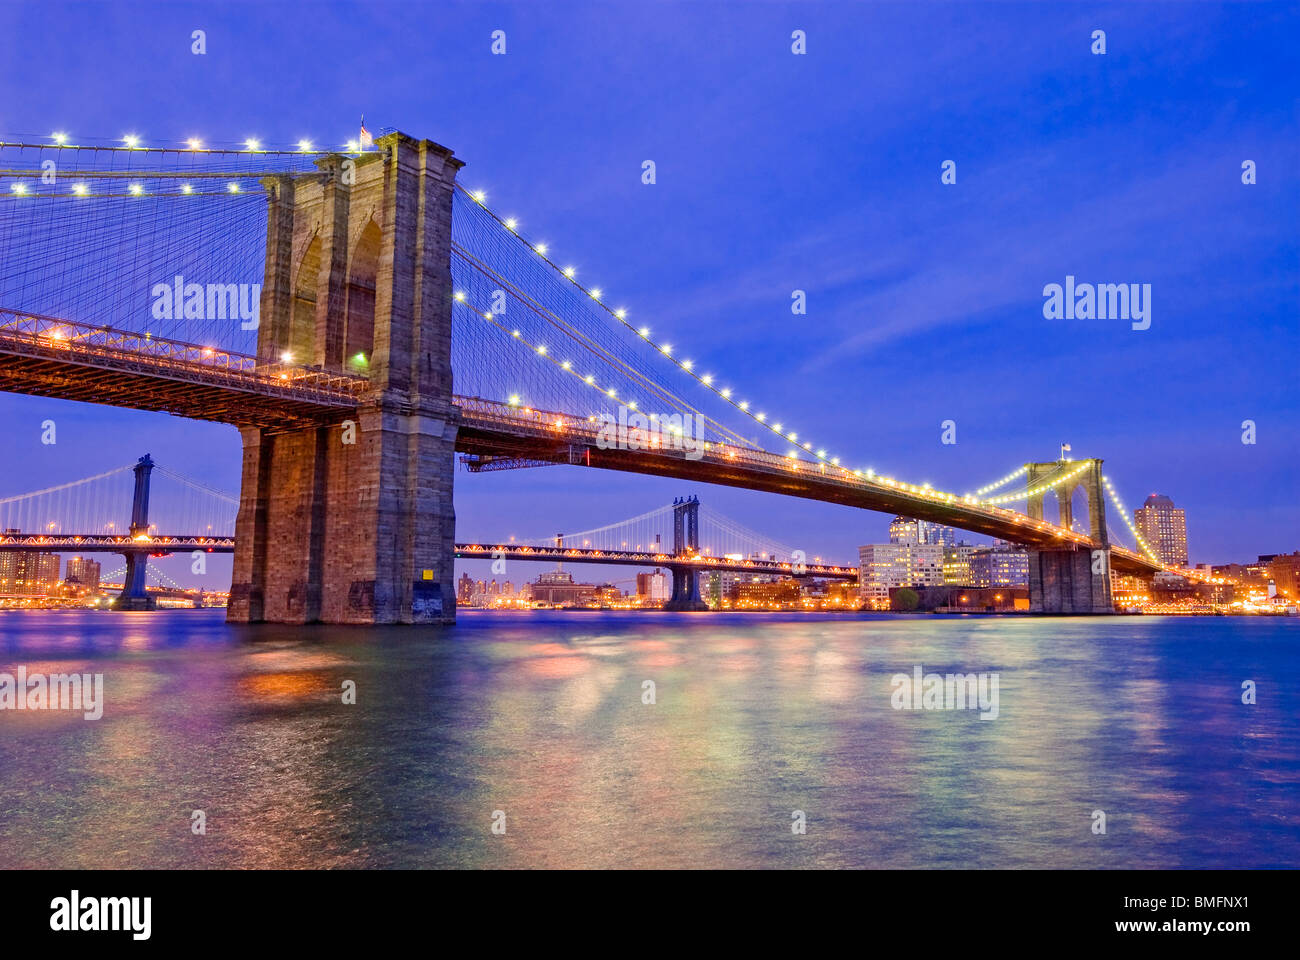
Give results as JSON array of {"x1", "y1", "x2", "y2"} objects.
[
  {"x1": 1028, "y1": 548, "x2": 1114, "y2": 614},
  {"x1": 227, "y1": 402, "x2": 459, "y2": 625}
]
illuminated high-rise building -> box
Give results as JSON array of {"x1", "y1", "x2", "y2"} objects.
[
  {"x1": 65, "y1": 556, "x2": 102, "y2": 594},
  {"x1": 889, "y1": 516, "x2": 957, "y2": 547},
  {"x1": 1134, "y1": 494, "x2": 1189, "y2": 567}
]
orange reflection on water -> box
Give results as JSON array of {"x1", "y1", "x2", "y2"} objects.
[
  {"x1": 521, "y1": 642, "x2": 587, "y2": 678},
  {"x1": 236, "y1": 670, "x2": 335, "y2": 702}
]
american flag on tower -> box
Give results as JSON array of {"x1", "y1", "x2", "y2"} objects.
[{"x1": 359, "y1": 118, "x2": 373, "y2": 149}]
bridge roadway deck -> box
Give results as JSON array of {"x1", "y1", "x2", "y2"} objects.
[
  {"x1": 0, "y1": 535, "x2": 856, "y2": 579},
  {"x1": 452, "y1": 397, "x2": 1163, "y2": 578},
  {"x1": 0, "y1": 317, "x2": 1162, "y2": 578}
]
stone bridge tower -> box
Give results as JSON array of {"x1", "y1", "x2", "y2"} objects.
[
  {"x1": 1024, "y1": 458, "x2": 1114, "y2": 614},
  {"x1": 228, "y1": 133, "x2": 462, "y2": 625}
]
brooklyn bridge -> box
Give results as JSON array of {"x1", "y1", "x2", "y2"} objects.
[{"x1": 0, "y1": 131, "x2": 1188, "y2": 622}]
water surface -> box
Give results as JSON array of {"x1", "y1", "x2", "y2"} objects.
[{"x1": 1, "y1": 609, "x2": 1296, "y2": 868}]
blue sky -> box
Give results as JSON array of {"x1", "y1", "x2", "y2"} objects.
[{"x1": 1, "y1": 1, "x2": 1296, "y2": 589}]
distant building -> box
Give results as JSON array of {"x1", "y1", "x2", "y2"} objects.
[
  {"x1": 1270, "y1": 552, "x2": 1300, "y2": 600},
  {"x1": 1134, "y1": 494, "x2": 1188, "y2": 567},
  {"x1": 736, "y1": 578, "x2": 801, "y2": 607},
  {"x1": 700, "y1": 570, "x2": 743, "y2": 608},
  {"x1": 859, "y1": 541, "x2": 945, "y2": 605},
  {"x1": 529, "y1": 570, "x2": 596, "y2": 607},
  {"x1": 943, "y1": 544, "x2": 980, "y2": 585},
  {"x1": 65, "y1": 556, "x2": 101, "y2": 595},
  {"x1": 0, "y1": 536, "x2": 61, "y2": 595},
  {"x1": 636, "y1": 569, "x2": 670, "y2": 602},
  {"x1": 456, "y1": 573, "x2": 475, "y2": 605},
  {"x1": 889, "y1": 516, "x2": 957, "y2": 547},
  {"x1": 968, "y1": 544, "x2": 1029, "y2": 588}
]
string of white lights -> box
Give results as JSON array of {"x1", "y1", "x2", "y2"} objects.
[
  {"x1": 982, "y1": 462, "x2": 1091, "y2": 506},
  {"x1": 969, "y1": 465, "x2": 1029, "y2": 497},
  {"x1": 1102, "y1": 476, "x2": 1160, "y2": 563},
  {"x1": 458, "y1": 184, "x2": 844, "y2": 468}
]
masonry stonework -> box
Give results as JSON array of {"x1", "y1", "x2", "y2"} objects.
[{"x1": 1024, "y1": 458, "x2": 1115, "y2": 614}]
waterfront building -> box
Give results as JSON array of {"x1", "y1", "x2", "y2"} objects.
[
  {"x1": 65, "y1": 556, "x2": 101, "y2": 595},
  {"x1": 943, "y1": 544, "x2": 980, "y2": 585},
  {"x1": 858, "y1": 541, "x2": 945, "y2": 605},
  {"x1": 0, "y1": 537, "x2": 61, "y2": 595},
  {"x1": 1134, "y1": 494, "x2": 1189, "y2": 567},
  {"x1": 1269, "y1": 551, "x2": 1300, "y2": 600},
  {"x1": 529, "y1": 570, "x2": 597, "y2": 607},
  {"x1": 735, "y1": 578, "x2": 801, "y2": 608},
  {"x1": 636, "y1": 569, "x2": 670, "y2": 602},
  {"x1": 889, "y1": 516, "x2": 957, "y2": 547},
  {"x1": 968, "y1": 544, "x2": 1029, "y2": 588}
]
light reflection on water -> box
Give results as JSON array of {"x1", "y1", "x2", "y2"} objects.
[{"x1": 1, "y1": 609, "x2": 1296, "y2": 869}]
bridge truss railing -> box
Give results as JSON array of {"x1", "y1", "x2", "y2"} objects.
[{"x1": 0, "y1": 308, "x2": 371, "y2": 406}]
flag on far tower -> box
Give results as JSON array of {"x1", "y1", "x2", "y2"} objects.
[{"x1": 359, "y1": 118, "x2": 373, "y2": 149}]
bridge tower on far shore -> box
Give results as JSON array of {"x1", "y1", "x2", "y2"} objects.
[
  {"x1": 664, "y1": 495, "x2": 708, "y2": 611},
  {"x1": 1024, "y1": 457, "x2": 1114, "y2": 614},
  {"x1": 113, "y1": 453, "x2": 157, "y2": 611},
  {"x1": 228, "y1": 133, "x2": 463, "y2": 625}
]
